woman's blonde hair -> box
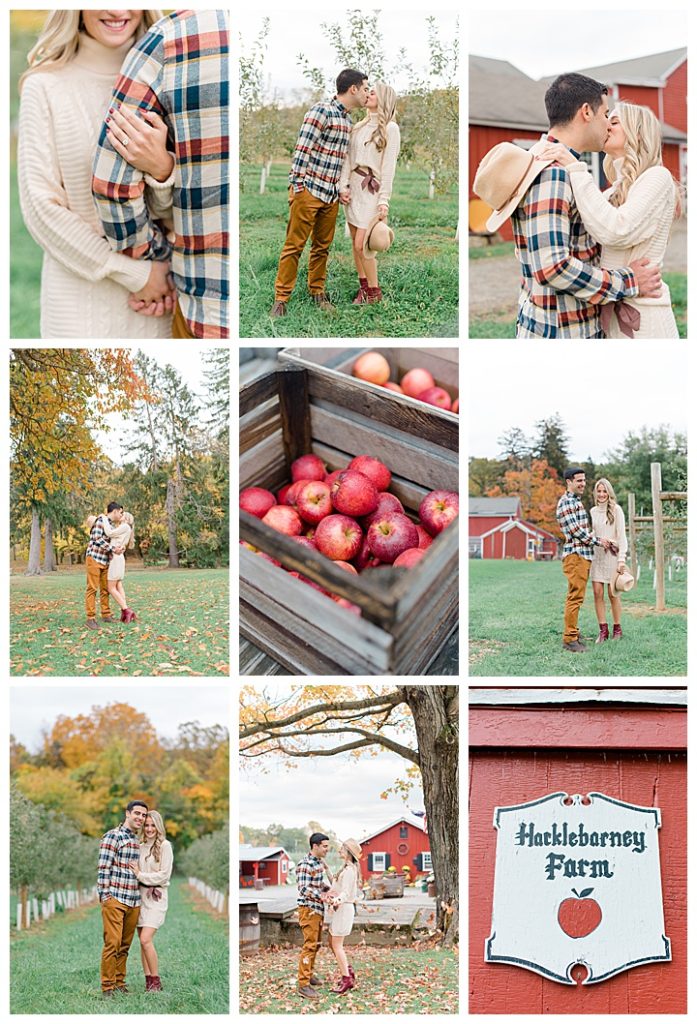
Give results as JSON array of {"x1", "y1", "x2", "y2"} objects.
[
  {"x1": 354, "y1": 81, "x2": 397, "y2": 153},
  {"x1": 603, "y1": 102, "x2": 684, "y2": 218},
  {"x1": 142, "y1": 809, "x2": 167, "y2": 866},
  {"x1": 594, "y1": 477, "x2": 618, "y2": 526},
  {"x1": 20, "y1": 10, "x2": 163, "y2": 90},
  {"x1": 336, "y1": 845, "x2": 362, "y2": 885},
  {"x1": 123, "y1": 511, "x2": 136, "y2": 550}
]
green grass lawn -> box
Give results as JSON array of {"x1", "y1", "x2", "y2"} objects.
[
  {"x1": 239, "y1": 945, "x2": 458, "y2": 1014},
  {"x1": 11, "y1": 878, "x2": 229, "y2": 1014},
  {"x1": 10, "y1": 160, "x2": 43, "y2": 339},
  {"x1": 469, "y1": 559, "x2": 686, "y2": 677},
  {"x1": 10, "y1": 568, "x2": 229, "y2": 677},
  {"x1": 240, "y1": 164, "x2": 458, "y2": 338}
]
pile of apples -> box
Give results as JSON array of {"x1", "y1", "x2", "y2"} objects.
[
  {"x1": 352, "y1": 351, "x2": 459, "y2": 414},
  {"x1": 240, "y1": 452, "x2": 459, "y2": 616}
]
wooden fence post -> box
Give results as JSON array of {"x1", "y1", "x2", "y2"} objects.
[
  {"x1": 628, "y1": 493, "x2": 637, "y2": 586},
  {"x1": 651, "y1": 462, "x2": 665, "y2": 612}
]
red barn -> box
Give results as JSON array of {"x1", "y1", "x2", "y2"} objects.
[
  {"x1": 361, "y1": 817, "x2": 431, "y2": 876},
  {"x1": 470, "y1": 49, "x2": 687, "y2": 242},
  {"x1": 469, "y1": 497, "x2": 559, "y2": 560},
  {"x1": 239, "y1": 845, "x2": 291, "y2": 887}
]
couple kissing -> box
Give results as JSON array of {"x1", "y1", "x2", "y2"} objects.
[{"x1": 85, "y1": 501, "x2": 136, "y2": 629}]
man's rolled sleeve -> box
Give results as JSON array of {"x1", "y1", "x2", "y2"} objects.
[{"x1": 290, "y1": 108, "x2": 327, "y2": 192}]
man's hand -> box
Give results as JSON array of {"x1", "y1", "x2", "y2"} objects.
[
  {"x1": 630, "y1": 257, "x2": 662, "y2": 298},
  {"x1": 599, "y1": 538, "x2": 612, "y2": 550},
  {"x1": 339, "y1": 188, "x2": 350, "y2": 205},
  {"x1": 129, "y1": 260, "x2": 177, "y2": 316}
]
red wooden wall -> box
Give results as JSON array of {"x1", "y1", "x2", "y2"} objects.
[
  {"x1": 616, "y1": 84, "x2": 660, "y2": 118},
  {"x1": 362, "y1": 821, "x2": 430, "y2": 875},
  {"x1": 470, "y1": 706, "x2": 686, "y2": 1014},
  {"x1": 663, "y1": 60, "x2": 687, "y2": 132}
]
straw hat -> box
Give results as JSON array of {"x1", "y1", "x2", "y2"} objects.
[
  {"x1": 473, "y1": 141, "x2": 556, "y2": 233},
  {"x1": 363, "y1": 215, "x2": 394, "y2": 258},
  {"x1": 342, "y1": 838, "x2": 363, "y2": 861},
  {"x1": 610, "y1": 568, "x2": 635, "y2": 596}
]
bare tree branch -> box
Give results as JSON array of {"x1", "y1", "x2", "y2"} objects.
[
  {"x1": 239, "y1": 690, "x2": 403, "y2": 739},
  {"x1": 240, "y1": 725, "x2": 418, "y2": 764}
]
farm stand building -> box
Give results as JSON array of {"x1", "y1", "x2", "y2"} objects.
[
  {"x1": 239, "y1": 845, "x2": 291, "y2": 887},
  {"x1": 361, "y1": 817, "x2": 431, "y2": 875},
  {"x1": 469, "y1": 497, "x2": 559, "y2": 560},
  {"x1": 469, "y1": 48, "x2": 687, "y2": 241}
]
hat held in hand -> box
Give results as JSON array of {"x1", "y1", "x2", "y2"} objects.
[
  {"x1": 473, "y1": 141, "x2": 556, "y2": 233},
  {"x1": 363, "y1": 215, "x2": 394, "y2": 258},
  {"x1": 610, "y1": 568, "x2": 635, "y2": 596}
]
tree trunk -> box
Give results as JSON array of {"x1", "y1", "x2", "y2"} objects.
[
  {"x1": 166, "y1": 477, "x2": 180, "y2": 568},
  {"x1": 402, "y1": 686, "x2": 459, "y2": 946},
  {"x1": 43, "y1": 517, "x2": 56, "y2": 572},
  {"x1": 25, "y1": 507, "x2": 42, "y2": 575},
  {"x1": 429, "y1": 169, "x2": 436, "y2": 200}
]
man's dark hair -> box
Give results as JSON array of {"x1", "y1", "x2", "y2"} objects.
[
  {"x1": 336, "y1": 68, "x2": 367, "y2": 95},
  {"x1": 545, "y1": 73, "x2": 608, "y2": 128},
  {"x1": 126, "y1": 799, "x2": 148, "y2": 813},
  {"x1": 107, "y1": 501, "x2": 124, "y2": 513},
  {"x1": 564, "y1": 466, "x2": 586, "y2": 481},
  {"x1": 309, "y1": 832, "x2": 329, "y2": 849}
]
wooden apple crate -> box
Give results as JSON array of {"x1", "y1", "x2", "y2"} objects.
[
  {"x1": 239, "y1": 365, "x2": 459, "y2": 676},
  {"x1": 278, "y1": 347, "x2": 458, "y2": 421}
]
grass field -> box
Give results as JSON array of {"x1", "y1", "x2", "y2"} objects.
[
  {"x1": 10, "y1": 160, "x2": 43, "y2": 339},
  {"x1": 239, "y1": 163, "x2": 459, "y2": 338},
  {"x1": 11, "y1": 879, "x2": 229, "y2": 1014},
  {"x1": 469, "y1": 559, "x2": 687, "y2": 677},
  {"x1": 10, "y1": 568, "x2": 229, "y2": 677},
  {"x1": 239, "y1": 946, "x2": 458, "y2": 1014}
]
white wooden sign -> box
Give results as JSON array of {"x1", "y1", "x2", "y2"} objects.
[{"x1": 485, "y1": 792, "x2": 670, "y2": 984}]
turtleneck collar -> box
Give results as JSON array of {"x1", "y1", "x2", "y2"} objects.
[{"x1": 73, "y1": 30, "x2": 136, "y2": 75}]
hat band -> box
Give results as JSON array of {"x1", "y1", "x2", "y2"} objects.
[{"x1": 495, "y1": 153, "x2": 535, "y2": 213}]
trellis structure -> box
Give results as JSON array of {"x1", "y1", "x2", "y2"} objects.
[{"x1": 627, "y1": 462, "x2": 687, "y2": 611}]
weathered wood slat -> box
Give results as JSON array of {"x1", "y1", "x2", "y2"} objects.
[
  {"x1": 238, "y1": 637, "x2": 285, "y2": 676},
  {"x1": 392, "y1": 523, "x2": 459, "y2": 619},
  {"x1": 239, "y1": 372, "x2": 279, "y2": 416},
  {"x1": 392, "y1": 585, "x2": 459, "y2": 675},
  {"x1": 239, "y1": 402, "x2": 281, "y2": 454},
  {"x1": 239, "y1": 432, "x2": 286, "y2": 490},
  {"x1": 277, "y1": 367, "x2": 311, "y2": 463}
]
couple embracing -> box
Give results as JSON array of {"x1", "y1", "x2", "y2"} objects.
[
  {"x1": 474, "y1": 72, "x2": 682, "y2": 338},
  {"x1": 270, "y1": 69, "x2": 400, "y2": 318},
  {"x1": 85, "y1": 501, "x2": 136, "y2": 629}
]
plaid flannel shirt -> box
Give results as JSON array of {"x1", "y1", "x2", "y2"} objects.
[
  {"x1": 289, "y1": 99, "x2": 352, "y2": 204},
  {"x1": 512, "y1": 137, "x2": 638, "y2": 338},
  {"x1": 85, "y1": 518, "x2": 113, "y2": 567},
  {"x1": 296, "y1": 853, "x2": 326, "y2": 913},
  {"x1": 97, "y1": 825, "x2": 141, "y2": 906},
  {"x1": 92, "y1": 10, "x2": 229, "y2": 339},
  {"x1": 556, "y1": 490, "x2": 599, "y2": 561}
]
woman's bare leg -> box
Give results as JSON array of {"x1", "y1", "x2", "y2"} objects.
[
  {"x1": 116, "y1": 581, "x2": 128, "y2": 608},
  {"x1": 332, "y1": 935, "x2": 349, "y2": 976},
  {"x1": 107, "y1": 580, "x2": 127, "y2": 611},
  {"x1": 592, "y1": 581, "x2": 606, "y2": 624},
  {"x1": 363, "y1": 254, "x2": 378, "y2": 288},
  {"x1": 609, "y1": 592, "x2": 622, "y2": 625},
  {"x1": 351, "y1": 226, "x2": 368, "y2": 279},
  {"x1": 138, "y1": 927, "x2": 148, "y2": 975},
  {"x1": 139, "y1": 926, "x2": 159, "y2": 976}
]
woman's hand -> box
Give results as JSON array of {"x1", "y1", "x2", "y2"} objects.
[
  {"x1": 129, "y1": 860, "x2": 140, "y2": 877},
  {"x1": 129, "y1": 260, "x2": 177, "y2": 317},
  {"x1": 618, "y1": 562, "x2": 626, "y2": 573},
  {"x1": 377, "y1": 204, "x2": 389, "y2": 220},
  {"x1": 535, "y1": 142, "x2": 576, "y2": 167},
  {"x1": 106, "y1": 104, "x2": 174, "y2": 182}
]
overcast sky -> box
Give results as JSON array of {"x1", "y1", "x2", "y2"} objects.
[
  {"x1": 469, "y1": 9, "x2": 687, "y2": 79},
  {"x1": 468, "y1": 341, "x2": 688, "y2": 459},
  {"x1": 239, "y1": 9, "x2": 458, "y2": 102},
  {"x1": 239, "y1": 685, "x2": 426, "y2": 839},
  {"x1": 11, "y1": 685, "x2": 230, "y2": 751}
]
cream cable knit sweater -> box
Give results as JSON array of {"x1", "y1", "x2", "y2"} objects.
[
  {"x1": 339, "y1": 115, "x2": 401, "y2": 207},
  {"x1": 18, "y1": 32, "x2": 174, "y2": 339}
]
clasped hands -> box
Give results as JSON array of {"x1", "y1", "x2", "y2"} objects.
[
  {"x1": 599, "y1": 538, "x2": 619, "y2": 555},
  {"x1": 129, "y1": 260, "x2": 177, "y2": 317}
]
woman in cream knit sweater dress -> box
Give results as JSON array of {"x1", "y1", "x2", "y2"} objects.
[
  {"x1": 17, "y1": 11, "x2": 175, "y2": 338},
  {"x1": 131, "y1": 810, "x2": 174, "y2": 992},
  {"x1": 538, "y1": 102, "x2": 681, "y2": 338},
  {"x1": 590, "y1": 478, "x2": 628, "y2": 643},
  {"x1": 339, "y1": 83, "x2": 400, "y2": 304}
]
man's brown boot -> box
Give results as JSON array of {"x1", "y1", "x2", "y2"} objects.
[
  {"x1": 86, "y1": 618, "x2": 99, "y2": 630},
  {"x1": 270, "y1": 300, "x2": 287, "y2": 318},
  {"x1": 309, "y1": 974, "x2": 322, "y2": 987},
  {"x1": 101, "y1": 615, "x2": 117, "y2": 623},
  {"x1": 298, "y1": 985, "x2": 319, "y2": 999},
  {"x1": 311, "y1": 293, "x2": 336, "y2": 312}
]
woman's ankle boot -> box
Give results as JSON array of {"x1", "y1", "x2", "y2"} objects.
[
  {"x1": 366, "y1": 286, "x2": 383, "y2": 304},
  {"x1": 352, "y1": 277, "x2": 368, "y2": 303},
  {"x1": 612, "y1": 623, "x2": 623, "y2": 639},
  {"x1": 596, "y1": 623, "x2": 609, "y2": 644},
  {"x1": 335, "y1": 975, "x2": 354, "y2": 995},
  {"x1": 152, "y1": 975, "x2": 162, "y2": 991},
  {"x1": 145, "y1": 975, "x2": 153, "y2": 991},
  {"x1": 120, "y1": 608, "x2": 128, "y2": 622}
]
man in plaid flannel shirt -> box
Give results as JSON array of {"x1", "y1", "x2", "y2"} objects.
[
  {"x1": 92, "y1": 10, "x2": 229, "y2": 339},
  {"x1": 85, "y1": 502, "x2": 125, "y2": 630},
  {"x1": 513, "y1": 73, "x2": 662, "y2": 338},
  {"x1": 270, "y1": 69, "x2": 369, "y2": 318},
  {"x1": 556, "y1": 467, "x2": 614, "y2": 652},
  {"x1": 296, "y1": 832, "x2": 332, "y2": 998},
  {"x1": 98, "y1": 799, "x2": 147, "y2": 996}
]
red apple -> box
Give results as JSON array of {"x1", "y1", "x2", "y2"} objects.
[
  {"x1": 415, "y1": 524, "x2": 433, "y2": 550},
  {"x1": 353, "y1": 535, "x2": 378, "y2": 571},
  {"x1": 324, "y1": 469, "x2": 345, "y2": 489},
  {"x1": 367, "y1": 512, "x2": 419, "y2": 564},
  {"x1": 291, "y1": 453, "x2": 326, "y2": 482},
  {"x1": 239, "y1": 486, "x2": 276, "y2": 519},
  {"x1": 284, "y1": 479, "x2": 313, "y2": 508},
  {"x1": 349, "y1": 455, "x2": 392, "y2": 492},
  {"x1": 331, "y1": 470, "x2": 379, "y2": 517},
  {"x1": 401, "y1": 367, "x2": 435, "y2": 398},
  {"x1": 558, "y1": 888, "x2": 602, "y2": 938},
  {"x1": 314, "y1": 514, "x2": 363, "y2": 561},
  {"x1": 394, "y1": 547, "x2": 427, "y2": 568},
  {"x1": 296, "y1": 480, "x2": 332, "y2": 525},
  {"x1": 362, "y1": 492, "x2": 405, "y2": 529},
  {"x1": 419, "y1": 490, "x2": 459, "y2": 536},
  {"x1": 452, "y1": 398, "x2": 459, "y2": 414},
  {"x1": 261, "y1": 505, "x2": 303, "y2": 536},
  {"x1": 277, "y1": 482, "x2": 293, "y2": 505},
  {"x1": 383, "y1": 382, "x2": 404, "y2": 394},
  {"x1": 417, "y1": 386, "x2": 452, "y2": 411},
  {"x1": 352, "y1": 351, "x2": 390, "y2": 385}
]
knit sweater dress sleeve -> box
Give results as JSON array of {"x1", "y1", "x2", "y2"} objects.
[
  {"x1": 137, "y1": 841, "x2": 173, "y2": 887},
  {"x1": 18, "y1": 74, "x2": 151, "y2": 293},
  {"x1": 565, "y1": 161, "x2": 674, "y2": 249},
  {"x1": 615, "y1": 504, "x2": 628, "y2": 563},
  {"x1": 378, "y1": 122, "x2": 401, "y2": 208}
]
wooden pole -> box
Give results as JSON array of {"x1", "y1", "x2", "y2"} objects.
[
  {"x1": 628, "y1": 493, "x2": 638, "y2": 586},
  {"x1": 651, "y1": 462, "x2": 665, "y2": 611}
]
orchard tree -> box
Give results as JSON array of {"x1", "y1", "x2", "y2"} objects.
[
  {"x1": 240, "y1": 685, "x2": 459, "y2": 945},
  {"x1": 532, "y1": 413, "x2": 571, "y2": 477}
]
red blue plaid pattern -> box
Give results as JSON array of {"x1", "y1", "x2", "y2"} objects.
[
  {"x1": 290, "y1": 99, "x2": 352, "y2": 204},
  {"x1": 86, "y1": 519, "x2": 113, "y2": 567},
  {"x1": 92, "y1": 10, "x2": 229, "y2": 339},
  {"x1": 98, "y1": 825, "x2": 141, "y2": 906},
  {"x1": 296, "y1": 853, "x2": 326, "y2": 913},
  {"x1": 556, "y1": 491, "x2": 599, "y2": 561},
  {"x1": 512, "y1": 139, "x2": 638, "y2": 338}
]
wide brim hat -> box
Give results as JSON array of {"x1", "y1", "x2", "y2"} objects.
[
  {"x1": 473, "y1": 140, "x2": 556, "y2": 233},
  {"x1": 363, "y1": 216, "x2": 394, "y2": 258},
  {"x1": 610, "y1": 568, "x2": 635, "y2": 596},
  {"x1": 342, "y1": 837, "x2": 363, "y2": 861}
]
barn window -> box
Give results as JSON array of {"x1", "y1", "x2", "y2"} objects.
[
  {"x1": 400, "y1": 826, "x2": 408, "y2": 838},
  {"x1": 422, "y1": 851, "x2": 432, "y2": 870},
  {"x1": 372, "y1": 852, "x2": 387, "y2": 871}
]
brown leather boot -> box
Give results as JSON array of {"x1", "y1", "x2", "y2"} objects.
[
  {"x1": 298, "y1": 985, "x2": 319, "y2": 999},
  {"x1": 311, "y1": 293, "x2": 336, "y2": 312},
  {"x1": 270, "y1": 300, "x2": 287, "y2": 317},
  {"x1": 86, "y1": 618, "x2": 99, "y2": 631},
  {"x1": 101, "y1": 615, "x2": 117, "y2": 623}
]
